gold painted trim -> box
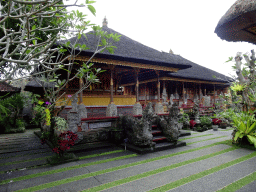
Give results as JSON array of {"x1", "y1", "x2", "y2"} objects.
[{"x1": 75, "y1": 55, "x2": 179, "y2": 72}]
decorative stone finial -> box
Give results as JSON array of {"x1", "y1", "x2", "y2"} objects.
[
  {"x1": 169, "y1": 49, "x2": 174, "y2": 54},
  {"x1": 103, "y1": 16, "x2": 108, "y2": 27}
]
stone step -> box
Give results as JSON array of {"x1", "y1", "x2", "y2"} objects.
[
  {"x1": 151, "y1": 130, "x2": 162, "y2": 135},
  {"x1": 152, "y1": 124, "x2": 157, "y2": 129},
  {"x1": 153, "y1": 136, "x2": 167, "y2": 142}
]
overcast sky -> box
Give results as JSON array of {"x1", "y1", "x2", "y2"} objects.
[{"x1": 71, "y1": 0, "x2": 255, "y2": 78}]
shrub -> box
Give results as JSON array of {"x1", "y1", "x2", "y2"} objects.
[{"x1": 0, "y1": 93, "x2": 25, "y2": 133}]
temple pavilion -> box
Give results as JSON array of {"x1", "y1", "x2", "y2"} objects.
[{"x1": 55, "y1": 18, "x2": 233, "y2": 117}]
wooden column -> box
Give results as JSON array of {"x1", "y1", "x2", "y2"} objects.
[
  {"x1": 79, "y1": 78, "x2": 83, "y2": 104},
  {"x1": 134, "y1": 68, "x2": 140, "y2": 103},
  {"x1": 214, "y1": 84, "x2": 216, "y2": 105},
  {"x1": 156, "y1": 71, "x2": 160, "y2": 102},
  {"x1": 144, "y1": 84, "x2": 147, "y2": 104},
  {"x1": 109, "y1": 65, "x2": 115, "y2": 104},
  {"x1": 182, "y1": 82, "x2": 185, "y2": 103}
]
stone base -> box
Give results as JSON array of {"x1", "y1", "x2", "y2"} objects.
[
  {"x1": 78, "y1": 104, "x2": 87, "y2": 119},
  {"x1": 133, "y1": 103, "x2": 142, "y2": 115},
  {"x1": 155, "y1": 102, "x2": 164, "y2": 114},
  {"x1": 106, "y1": 103, "x2": 117, "y2": 117}
]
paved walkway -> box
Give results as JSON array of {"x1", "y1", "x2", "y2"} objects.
[{"x1": 0, "y1": 128, "x2": 255, "y2": 192}]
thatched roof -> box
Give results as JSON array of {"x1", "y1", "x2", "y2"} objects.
[
  {"x1": 58, "y1": 25, "x2": 193, "y2": 70},
  {"x1": 215, "y1": 0, "x2": 256, "y2": 44},
  {"x1": 24, "y1": 78, "x2": 56, "y2": 94},
  {"x1": 168, "y1": 61, "x2": 234, "y2": 83},
  {"x1": 0, "y1": 82, "x2": 21, "y2": 97}
]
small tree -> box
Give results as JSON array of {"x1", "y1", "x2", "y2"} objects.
[{"x1": 228, "y1": 50, "x2": 256, "y2": 111}]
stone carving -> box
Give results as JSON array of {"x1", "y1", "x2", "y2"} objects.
[
  {"x1": 133, "y1": 103, "x2": 142, "y2": 115},
  {"x1": 78, "y1": 104, "x2": 87, "y2": 119},
  {"x1": 162, "y1": 88, "x2": 168, "y2": 105},
  {"x1": 194, "y1": 93, "x2": 199, "y2": 101},
  {"x1": 174, "y1": 91, "x2": 179, "y2": 100},
  {"x1": 155, "y1": 102, "x2": 164, "y2": 114},
  {"x1": 193, "y1": 99, "x2": 201, "y2": 125},
  {"x1": 67, "y1": 111, "x2": 79, "y2": 133},
  {"x1": 169, "y1": 94, "x2": 175, "y2": 107},
  {"x1": 70, "y1": 93, "x2": 78, "y2": 112},
  {"x1": 119, "y1": 102, "x2": 155, "y2": 147},
  {"x1": 106, "y1": 103, "x2": 117, "y2": 117},
  {"x1": 157, "y1": 102, "x2": 180, "y2": 142},
  {"x1": 203, "y1": 96, "x2": 211, "y2": 107}
]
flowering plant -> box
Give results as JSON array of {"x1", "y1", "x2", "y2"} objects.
[
  {"x1": 52, "y1": 131, "x2": 78, "y2": 157},
  {"x1": 190, "y1": 120, "x2": 196, "y2": 129},
  {"x1": 212, "y1": 118, "x2": 222, "y2": 125}
]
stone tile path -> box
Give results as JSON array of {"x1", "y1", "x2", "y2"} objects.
[{"x1": 0, "y1": 128, "x2": 255, "y2": 192}]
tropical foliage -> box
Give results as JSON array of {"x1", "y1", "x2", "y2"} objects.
[{"x1": 231, "y1": 111, "x2": 256, "y2": 148}]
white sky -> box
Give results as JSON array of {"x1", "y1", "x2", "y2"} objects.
[{"x1": 71, "y1": 0, "x2": 255, "y2": 78}]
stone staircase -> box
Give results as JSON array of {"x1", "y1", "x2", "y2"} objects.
[
  {"x1": 123, "y1": 124, "x2": 189, "y2": 154},
  {"x1": 151, "y1": 124, "x2": 189, "y2": 151}
]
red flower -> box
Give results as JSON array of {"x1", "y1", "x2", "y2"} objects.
[
  {"x1": 212, "y1": 118, "x2": 222, "y2": 125},
  {"x1": 190, "y1": 120, "x2": 196, "y2": 128}
]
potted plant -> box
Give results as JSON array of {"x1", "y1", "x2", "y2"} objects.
[
  {"x1": 212, "y1": 118, "x2": 221, "y2": 131},
  {"x1": 179, "y1": 113, "x2": 190, "y2": 129},
  {"x1": 230, "y1": 82, "x2": 246, "y2": 95}
]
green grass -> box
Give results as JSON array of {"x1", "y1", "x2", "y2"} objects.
[
  {"x1": 0, "y1": 164, "x2": 50, "y2": 175},
  {"x1": 78, "y1": 150, "x2": 124, "y2": 160},
  {"x1": 0, "y1": 150, "x2": 50, "y2": 160},
  {"x1": 0, "y1": 154, "x2": 137, "y2": 185},
  {"x1": 81, "y1": 147, "x2": 238, "y2": 192},
  {"x1": 12, "y1": 142, "x2": 230, "y2": 191},
  {"x1": 150, "y1": 151, "x2": 256, "y2": 191},
  {"x1": 178, "y1": 134, "x2": 213, "y2": 141},
  {"x1": 220, "y1": 128, "x2": 234, "y2": 131},
  {"x1": 217, "y1": 171, "x2": 256, "y2": 192},
  {"x1": 0, "y1": 156, "x2": 51, "y2": 166},
  {"x1": 187, "y1": 136, "x2": 228, "y2": 145}
]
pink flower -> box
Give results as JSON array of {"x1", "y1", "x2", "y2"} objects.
[
  {"x1": 45, "y1": 101, "x2": 51, "y2": 105},
  {"x1": 68, "y1": 95, "x2": 72, "y2": 98}
]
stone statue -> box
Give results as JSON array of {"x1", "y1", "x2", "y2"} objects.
[
  {"x1": 162, "y1": 88, "x2": 168, "y2": 105},
  {"x1": 157, "y1": 102, "x2": 180, "y2": 142},
  {"x1": 71, "y1": 93, "x2": 78, "y2": 112},
  {"x1": 193, "y1": 99, "x2": 200, "y2": 124},
  {"x1": 169, "y1": 94, "x2": 175, "y2": 107},
  {"x1": 119, "y1": 102, "x2": 155, "y2": 147}
]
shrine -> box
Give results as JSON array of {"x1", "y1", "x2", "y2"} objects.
[{"x1": 55, "y1": 18, "x2": 232, "y2": 118}]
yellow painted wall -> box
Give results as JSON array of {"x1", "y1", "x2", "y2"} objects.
[{"x1": 56, "y1": 96, "x2": 136, "y2": 106}]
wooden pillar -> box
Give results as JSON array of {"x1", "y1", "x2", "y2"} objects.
[
  {"x1": 155, "y1": 71, "x2": 160, "y2": 102},
  {"x1": 182, "y1": 82, "x2": 185, "y2": 103},
  {"x1": 144, "y1": 84, "x2": 147, "y2": 104},
  {"x1": 134, "y1": 68, "x2": 140, "y2": 103},
  {"x1": 109, "y1": 65, "x2": 115, "y2": 104},
  {"x1": 214, "y1": 84, "x2": 216, "y2": 105}
]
